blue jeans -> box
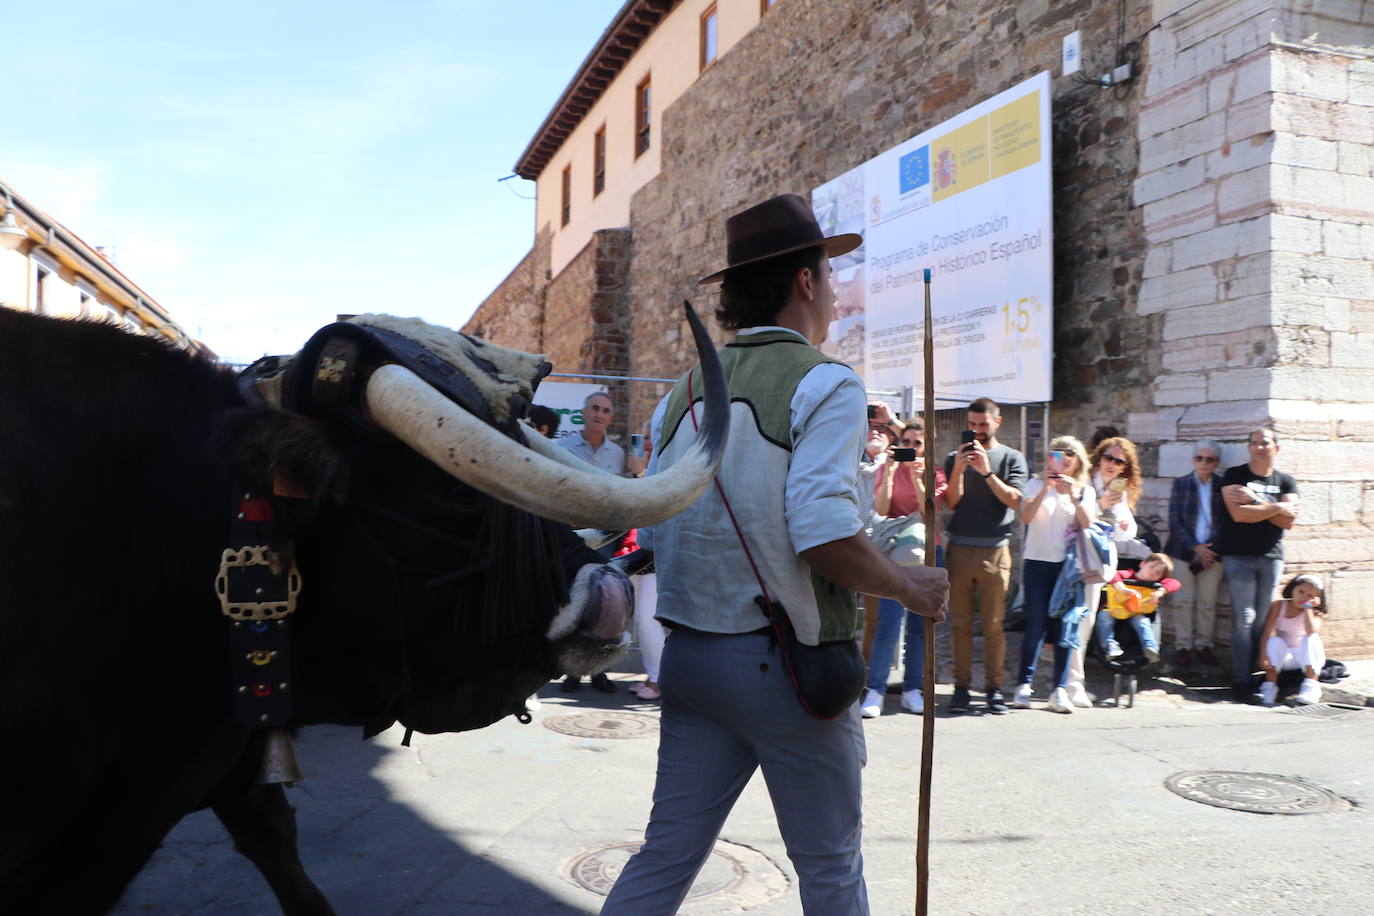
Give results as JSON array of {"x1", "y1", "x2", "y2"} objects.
[
  {"x1": 866, "y1": 598, "x2": 925, "y2": 693},
  {"x1": 1094, "y1": 610, "x2": 1158, "y2": 653},
  {"x1": 1222, "y1": 555, "x2": 1284, "y2": 687},
  {"x1": 1016, "y1": 559, "x2": 1070, "y2": 689}
]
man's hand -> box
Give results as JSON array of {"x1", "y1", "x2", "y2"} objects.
[
  {"x1": 963, "y1": 439, "x2": 991, "y2": 476},
  {"x1": 869, "y1": 401, "x2": 896, "y2": 427},
  {"x1": 897, "y1": 566, "x2": 948, "y2": 621},
  {"x1": 1223, "y1": 484, "x2": 1257, "y2": 509}
]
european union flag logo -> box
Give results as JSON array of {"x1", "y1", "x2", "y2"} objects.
[{"x1": 899, "y1": 146, "x2": 930, "y2": 194}]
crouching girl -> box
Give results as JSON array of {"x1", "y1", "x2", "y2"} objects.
[{"x1": 1258, "y1": 573, "x2": 1327, "y2": 706}]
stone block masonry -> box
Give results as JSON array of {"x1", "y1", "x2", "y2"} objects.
[
  {"x1": 469, "y1": 0, "x2": 1374, "y2": 655},
  {"x1": 1134, "y1": 0, "x2": 1374, "y2": 655}
]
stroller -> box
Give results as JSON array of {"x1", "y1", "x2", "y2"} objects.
[{"x1": 1092, "y1": 611, "x2": 1159, "y2": 708}]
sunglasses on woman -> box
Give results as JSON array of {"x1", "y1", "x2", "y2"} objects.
[
  {"x1": 1100, "y1": 454, "x2": 1127, "y2": 466},
  {"x1": 1193, "y1": 455, "x2": 1218, "y2": 463}
]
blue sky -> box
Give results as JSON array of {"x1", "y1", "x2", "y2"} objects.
[{"x1": 5, "y1": 1, "x2": 622, "y2": 363}]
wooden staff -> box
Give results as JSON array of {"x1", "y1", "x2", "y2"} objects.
[{"x1": 916, "y1": 267, "x2": 936, "y2": 916}]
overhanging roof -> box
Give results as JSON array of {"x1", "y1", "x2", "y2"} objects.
[{"x1": 514, "y1": 0, "x2": 677, "y2": 180}]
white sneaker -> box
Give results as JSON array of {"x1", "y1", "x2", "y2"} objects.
[
  {"x1": 860, "y1": 688, "x2": 883, "y2": 719},
  {"x1": 1143, "y1": 645, "x2": 1160, "y2": 663},
  {"x1": 1068, "y1": 684, "x2": 1093, "y2": 708},
  {"x1": 1012, "y1": 683, "x2": 1033, "y2": 708},
  {"x1": 1296, "y1": 678, "x2": 1322, "y2": 705},
  {"x1": 1047, "y1": 687, "x2": 1074, "y2": 714},
  {"x1": 1258, "y1": 681, "x2": 1278, "y2": 707},
  {"x1": 1105, "y1": 640, "x2": 1123, "y2": 659},
  {"x1": 524, "y1": 693, "x2": 541, "y2": 712},
  {"x1": 901, "y1": 688, "x2": 924, "y2": 714}
]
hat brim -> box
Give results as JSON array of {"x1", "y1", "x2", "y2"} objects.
[{"x1": 697, "y1": 232, "x2": 863, "y2": 285}]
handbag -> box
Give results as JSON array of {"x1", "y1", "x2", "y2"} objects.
[
  {"x1": 868, "y1": 513, "x2": 926, "y2": 568},
  {"x1": 755, "y1": 596, "x2": 867, "y2": 719}
]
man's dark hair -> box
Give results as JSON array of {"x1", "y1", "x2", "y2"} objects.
[
  {"x1": 968, "y1": 397, "x2": 1001, "y2": 418},
  {"x1": 1089, "y1": 425, "x2": 1120, "y2": 451},
  {"x1": 527, "y1": 404, "x2": 560, "y2": 437},
  {"x1": 716, "y1": 246, "x2": 824, "y2": 330}
]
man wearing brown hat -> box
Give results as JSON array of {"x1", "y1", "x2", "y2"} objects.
[{"x1": 601, "y1": 194, "x2": 948, "y2": 916}]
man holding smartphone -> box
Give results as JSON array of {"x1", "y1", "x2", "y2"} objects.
[{"x1": 942, "y1": 397, "x2": 1028, "y2": 714}]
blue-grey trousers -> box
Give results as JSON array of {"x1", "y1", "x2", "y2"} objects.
[
  {"x1": 601, "y1": 628, "x2": 869, "y2": 915},
  {"x1": 1222, "y1": 555, "x2": 1284, "y2": 686}
]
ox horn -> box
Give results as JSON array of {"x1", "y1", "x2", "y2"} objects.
[{"x1": 364, "y1": 301, "x2": 728, "y2": 530}]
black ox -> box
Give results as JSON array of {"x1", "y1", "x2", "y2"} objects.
[{"x1": 0, "y1": 305, "x2": 726, "y2": 914}]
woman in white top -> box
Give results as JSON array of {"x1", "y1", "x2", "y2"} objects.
[
  {"x1": 1062, "y1": 436, "x2": 1142, "y2": 707},
  {"x1": 1013, "y1": 435, "x2": 1096, "y2": 713}
]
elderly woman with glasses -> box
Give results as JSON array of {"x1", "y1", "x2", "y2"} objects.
[{"x1": 1163, "y1": 439, "x2": 1227, "y2": 668}]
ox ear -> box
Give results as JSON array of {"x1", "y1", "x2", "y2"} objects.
[{"x1": 212, "y1": 407, "x2": 344, "y2": 524}]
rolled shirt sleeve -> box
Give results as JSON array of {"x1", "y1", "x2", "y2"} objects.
[{"x1": 784, "y1": 363, "x2": 866, "y2": 554}]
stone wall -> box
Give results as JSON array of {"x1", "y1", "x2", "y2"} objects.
[
  {"x1": 1132, "y1": 0, "x2": 1374, "y2": 656},
  {"x1": 626, "y1": 0, "x2": 1158, "y2": 438},
  {"x1": 469, "y1": 0, "x2": 1374, "y2": 655},
  {"x1": 465, "y1": 231, "x2": 548, "y2": 354}
]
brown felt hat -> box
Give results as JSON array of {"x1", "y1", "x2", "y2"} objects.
[{"x1": 698, "y1": 193, "x2": 863, "y2": 284}]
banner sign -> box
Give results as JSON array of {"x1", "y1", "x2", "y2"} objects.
[
  {"x1": 812, "y1": 71, "x2": 1053, "y2": 406},
  {"x1": 531, "y1": 380, "x2": 608, "y2": 441}
]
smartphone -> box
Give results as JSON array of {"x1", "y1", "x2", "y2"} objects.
[
  {"x1": 867, "y1": 405, "x2": 878, "y2": 419},
  {"x1": 960, "y1": 429, "x2": 977, "y2": 452},
  {"x1": 629, "y1": 433, "x2": 644, "y2": 457},
  {"x1": 1108, "y1": 477, "x2": 1127, "y2": 493},
  {"x1": 1046, "y1": 450, "x2": 1065, "y2": 475},
  {"x1": 892, "y1": 447, "x2": 917, "y2": 462}
]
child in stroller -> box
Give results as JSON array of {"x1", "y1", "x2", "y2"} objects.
[{"x1": 1095, "y1": 553, "x2": 1180, "y2": 664}]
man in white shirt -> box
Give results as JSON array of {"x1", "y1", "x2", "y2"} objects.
[
  {"x1": 558, "y1": 391, "x2": 628, "y2": 693},
  {"x1": 602, "y1": 194, "x2": 948, "y2": 916},
  {"x1": 560, "y1": 392, "x2": 626, "y2": 475}
]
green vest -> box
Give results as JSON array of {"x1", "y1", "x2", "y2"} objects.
[{"x1": 661, "y1": 330, "x2": 859, "y2": 643}]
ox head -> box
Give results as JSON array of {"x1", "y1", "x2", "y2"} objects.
[{"x1": 216, "y1": 303, "x2": 726, "y2": 736}]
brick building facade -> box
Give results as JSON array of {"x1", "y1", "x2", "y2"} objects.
[{"x1": 466, "y1": 0, "x2": 1373, "y2": 657}]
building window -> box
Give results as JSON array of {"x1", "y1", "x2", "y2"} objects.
[
  {"x1": 761, "y1": 0, "x2": 778, "y2": 13},
  {"x1": 635, "y1": 76, "x2": 652, "y2": 157},
  {"x1": 701, "y1": 5, "x2": 718, "y2": 71},
  {"x1": 594, "y1": 126, "x2": 606, "y2": 196},
  {"x1": 560, "y1": 165, "x2": 572, "y2": 226},
  {"x1": 33, "y1": 263, "x2": 50, "y2": 313}
]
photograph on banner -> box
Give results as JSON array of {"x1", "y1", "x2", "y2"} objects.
[
  {"x1": 812, "y1": 71, "x2": 1053, "y2": 407},
  {"x1": 531, "y1": 380, "x2": 609, "y2": 440}
]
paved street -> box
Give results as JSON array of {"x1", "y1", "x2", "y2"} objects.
[{"x1": 117, "y1": 655, "x2": 1374, "y2": 915}]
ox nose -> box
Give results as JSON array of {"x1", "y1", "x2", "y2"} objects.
[{"x1": 582, "y1": 568, "x2": 633, "y2": 640}]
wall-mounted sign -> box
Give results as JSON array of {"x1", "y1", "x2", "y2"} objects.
[{"x1": 812, "y1": 71, "x2": 1053, "y2": 406}]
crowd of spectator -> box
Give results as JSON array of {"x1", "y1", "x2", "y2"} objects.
[{"x1": 859, "y1": 398, "x2": 1322, "y2": 712}]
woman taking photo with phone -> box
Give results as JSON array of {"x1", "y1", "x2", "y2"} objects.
[
  {"x1": 1060, "y1": 436, "x2": 1143, "y2": 706},
  {"x1": 1012, "y1": 435, "x2": 1095, "y2": 713},
  {"x1": 861, "y1": 420, "x2": 946, "y2": 717}
]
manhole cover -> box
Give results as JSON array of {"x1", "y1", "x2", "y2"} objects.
[
  {"x1": 543, "y1": 711, "x2": 658, "y2": 739},
  {"x1": 1164, "y1": 770, "x2": 1347, "y2": 815},
  {"x1": 565, "y1": 839, "x2": 787, "y2": 907},
  {"x1": 1283, "y1": 702, "x2": 1369, "y2": 720}
]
